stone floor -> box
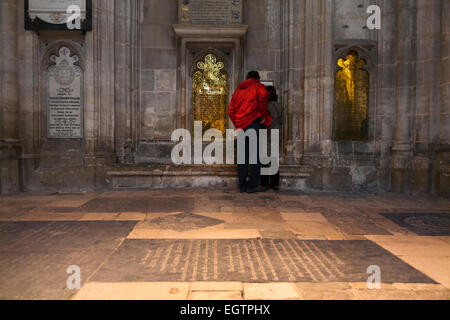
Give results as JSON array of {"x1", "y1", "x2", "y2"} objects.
[{"x1": 0, "y1": 189, "x2": 449, "y2": 300}]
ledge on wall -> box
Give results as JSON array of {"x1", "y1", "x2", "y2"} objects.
[{"x1": 107, "y1": 164, "x2": 312, "y2": 191}]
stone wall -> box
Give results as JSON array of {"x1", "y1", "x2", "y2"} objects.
[{"x1": 0, "y1": 0, "x2": 449, "y2": 196}]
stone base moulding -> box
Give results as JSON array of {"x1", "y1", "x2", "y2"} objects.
[{"x1": 107, "y1": 165, "x2": 312, "y2": 191}]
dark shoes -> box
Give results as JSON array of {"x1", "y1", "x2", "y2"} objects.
[{"x1": 246, "y1": 186, "x2": 268, "y2": 194}]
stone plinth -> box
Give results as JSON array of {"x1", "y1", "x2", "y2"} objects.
[{"x1": 107, "y1": 165, "x2": 312, "y2": 191}]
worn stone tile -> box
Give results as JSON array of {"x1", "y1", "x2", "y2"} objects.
[
  {"x1": 321, "y1": 211, "x2": 392, "y2": 235},
  {"x1": 224, "y1": 222, "x2": 288, "y2": 231},
  {"x1": 19, "y1": 212, "x2": 84, "y2": 221},
  {"x1": 44, "y1": 199, "x2": 92, "y2": 208},
  {"x1": 116, "y1": 212, "x2": 148, "y2": 221},
  {"x1": 148, "y1": 212, "x2": 225, "y2": 232},
  {"x1": 243, "y1": 283, "x2": 301, "y2": 300},
  {"x1": 80, "y1": 197, "x2": 195, "y2": 213},
  {"x1": 379, "y1": 213, "x2": 450, "y2": 236},
  {"x1": 366, "y1": 235, "x2": 450, "y2": 256},
  {"x1": 296, "y1": 235, "x2": 328, "y2": 240},
  {"x1": 195, "y1": 212, "x2": 234, "y2": 223},
  {"x1": 288, "y1": 221, "x2": 344, "y2": 236},
  {"x1": 413, "y1": 290, "x2": 450, "y2": 300},
  {"x1": 156, "y1": 228, "x2": 261, "y2": 240},
  {"x1": 352, "y1": 289, "x2": 419, "y2": 300},
  {"x1": 233, "y1": 211, "x2": 283, "y2": 224},
  {"x1": 72, "y1": 282, "x2": 190, "y2": 300},
  {"x1": 188, "y1": 291, "x2": 243, "y2": 300},
  {"x1": 220, "y1": 206, "x2": 235, "y2": 213},
  {"x1": 350, "y1": 282, "x2": 410, "y2": 290},
  {"x1": 80, "y1": 213, "x2": 120, "y2": 221},
  {"x1": 396, "y1": 256, "x2": 450, "y2": 288},
  {"x1": 295, "y1": 283, "x2": 357, "y2": 300},
  {"x1": 405, "y1": 283, "x2": 449, "y2": 291},
  {"x1": 189, "y1": 282, "x2": 243, "y2": 291},
  {"x1": 0, "y1": 221, "x2": 137, "y2": 299},
  {"x1": 127, "y1": 228, "x2": 161, "y2": 239},
  {"x1": 260, "y1": 230, "x2": 296, "y2": 239},
  {"x1": 281, "y1": 212, "x2": 328, "y2": 222}
]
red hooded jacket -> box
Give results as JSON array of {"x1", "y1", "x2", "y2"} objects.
[{"x1": 228, "y1": 78, "x2": 273, "y2": 130}]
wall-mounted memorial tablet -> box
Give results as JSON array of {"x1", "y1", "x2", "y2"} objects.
[
  {"x1": 25, "y1": 0, "x2": 92, "y2": 31},
  {"x1": 179, "y1": 0, "x2": 242, "y2": 24},
  {"x1": 47, "y1": 47, "x2": 83, "y2": 139}
]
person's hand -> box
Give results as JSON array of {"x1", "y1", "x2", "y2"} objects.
[{"x1": 260, "y1": 118, "x2": 266, "y2": 124}]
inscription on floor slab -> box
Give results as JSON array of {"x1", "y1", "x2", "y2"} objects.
[
  {"x1": 92, "y1": 239, "x2": 435, "y2": 283},
  {"x1": 380, "y1": 213, "x2": 450, "y2": 236}
]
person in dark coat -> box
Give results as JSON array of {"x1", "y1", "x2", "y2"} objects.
[{"x1": 260, "y1": 86, "x2": 282, "y2": 191}]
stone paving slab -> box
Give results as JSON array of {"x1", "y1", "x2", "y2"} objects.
[
  {"x1": 321, "y1": 211, "x2": 393, "y2": 235},
  {"x1": 79, "y1": 197, "x2": 195, "y2": 213},
  {"x1": 90, "y1": 239, "x2": 435, "y2": 284},
  {"x1": 0, "y1": 221, "x2": 138, "y2": 299},
  {"x1": 379, "y1": 213, "x2": 450, "y2": 236}
]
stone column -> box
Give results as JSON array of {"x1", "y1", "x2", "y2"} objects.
[
  {"x1": 391, "y1": 0, "x2": 416, "y2": 193},
  {"x1": 0, "y1": 0, "x2": 20, "y2": 194},
  {"x1": 16, "y1": 0, "x2": 38, "y2": 192},
  {"x1": 411, "y1": 0, "x2": 442, "y2": 194},
  {"x1": 114, "y1": 0, "x2": 141, "y2": 164},
  {"x1": 436, "y1": 0, "x2": 450, "y2": 195},
  {"x1": 281, "y1": 0, "x2": 302, "y2": 165},
  {"x1": 377, "y1": 0, "x2": 397, "y2": 191},
  {"x1": 83, "y1": 0, "x2": 116, "y2": 189},
  {"x1": 93, "y1": 0, "x2": 116, "y2": 155}
]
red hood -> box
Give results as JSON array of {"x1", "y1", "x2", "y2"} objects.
[{"x1": 238, "y1": 78, "x2": 259, "y2": 89}]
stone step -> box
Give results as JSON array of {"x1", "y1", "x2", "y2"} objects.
[{"x1": 107, "y1": 165, "x2": 313, "y2": 190}]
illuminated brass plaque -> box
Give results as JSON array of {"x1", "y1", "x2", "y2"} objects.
[
  {"x1": 334, "y1": 52, "x2": 369, "y2": 141},
  {"x1": 192, "y1": 54, "x2": 229, "y2": 134}
]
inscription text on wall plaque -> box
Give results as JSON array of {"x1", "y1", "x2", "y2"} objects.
[
  {"x1": 47, "y1": 47, "x2": 83, "y2": 139},
  {"x1": 179, "y1": 0, "x2": 242, "y2": 24}
]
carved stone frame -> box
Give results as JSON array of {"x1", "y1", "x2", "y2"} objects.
[
  {"x1": 188, "y1": 47, "x2": 233, "y2": 133},
  {"x1": 173, "y1": 24, "x2": 248, "y2": 133},
  {"x1": 333, "y1": 40, "x2": 378, "y2": 144},
  {"x1": 39, "y1": 39, "x2": 86, "y2": 144}
]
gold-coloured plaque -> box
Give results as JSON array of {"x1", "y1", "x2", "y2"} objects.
[
  {"x1": 334, "y1": 52, "x2": 369, "y2": 141},
  {"x1": 192, "y1": 54, "x2": 229, "y2": 134}
]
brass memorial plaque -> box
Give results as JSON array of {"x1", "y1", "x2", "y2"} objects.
[
  {"x1": 192, "y1": 54, "x2": 229, "y2": 134},
  {"x1": 334, "y1": 52, "x2": 369, "y2": 141}
]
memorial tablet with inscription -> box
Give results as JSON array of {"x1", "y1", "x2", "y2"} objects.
[{"x1": 47, "y1": 47, "x2": 83, "y2": 139}]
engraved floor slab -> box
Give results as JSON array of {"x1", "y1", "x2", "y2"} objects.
[
  {"x1": 322, "y1": 211, "x2": 393, "y2": 235},
  {"x1": 91, "y1": 239, "x2": 435, "y2": 284},
  {"x1": 380, "y1": 213, "x2": 450, "y2": 236},
  {"x1": 149, "y1": 213, "x2": 225, "y2": 232}
]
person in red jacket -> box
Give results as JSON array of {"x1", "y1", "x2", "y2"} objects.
[{"x1": 228, "y1": 71, "x2": 272, "y2": 193}]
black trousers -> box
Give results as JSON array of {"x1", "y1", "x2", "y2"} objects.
[
  {"x1": 260, "y1": 170, "x2": 280, "y2": 188},
  {"x1": 237, "y1": 120, "x2": 262, "y2": 191}
]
